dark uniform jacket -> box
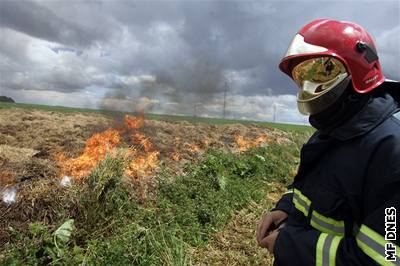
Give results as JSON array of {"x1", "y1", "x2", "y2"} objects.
[{"x1": 272, "y1": 92, "x2": 400, "y2": 266}]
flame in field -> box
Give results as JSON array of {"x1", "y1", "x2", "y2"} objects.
[
  {"x1": 0, "y1": 170, "x2": 12, "y2": 187},
  {"x1": 124, "y1": 112, "x2": 144, "y2": 129},
  {"x1": 170, "y1": 151, "x2": 180, "y2": 161},
  {"x1": 124, "y1": 113, "x2": 159, "y2": 179},
  {"x1": 125, "y1": 150, "x2": 159, "y2": 180},
  {"x1": 187, "y1": 143, "x2": 201, "y2": 153},
  {"x1": 131, "y1": 132, "x2": 152, "y2": 152},
  {"x1": 55, "y1": 111, "x2": 163, "y2": 184},
  {"x1": 203, "y1": 138, "x2": 212, "y2": 146},
  {"x1": 56, "y1": 129, "x2": 121, "y2": 179},
  {"x1": 235, "y1": 134, "x2": 270, "y2": 151},
  {"x1": 169, "y1": 137, "x2": 181, "y2": 161}
]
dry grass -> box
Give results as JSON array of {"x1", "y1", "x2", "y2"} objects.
[
  {"x1": 0, "y1": 108, "x2": 296, "y2": 263},
  {"x1": 188, "y1": 182, "x2": 286, "y2": 266},
  {"x1": 0, "y1": 178, "x2": 79, "y2": 247},
  {"x1": 0, "y1": 145, "x2": 38, "y2": 163}
]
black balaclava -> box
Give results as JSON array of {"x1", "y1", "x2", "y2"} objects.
[{"x1": 309, "y1": 81, "x2": 372, "y2": 134}]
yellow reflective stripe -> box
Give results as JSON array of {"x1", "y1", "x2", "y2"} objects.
[
  {"x1": 356, "y1": 225, "x2": 400, "y2": 265},
  {"x1": 316, "y1": 233, "x2": 328, "y2": 266},
  {"x1": 311, "y1": 219, "x2": 342, "y2": 237},
  {"x1": 294, "y1": 188, "x2": 311, "y2": 206},
  {"x1": 329, "y1": 236, "x2": 342, "y2": 266},
  {"x1": 283, "y1": 189, "x2": 293, "y2": 195},
  {"x1": 361, "y1": 225, "x2": 396, "y2": 248},
  {"x1": 313, "y1": 211, "x2": 344, "y2": 228},
  {"x1": 311, "y1": 211, "x2": 345, "y2": 236},
  {"x1": 316, "y1": 233, "x2": 343, "y2": 266},
  {"x1": 356, "y1": 238, "x2": 393, "y2": 266},
  {"x1": 293, "y1": 197, "x2": 309, "y2": 216},
  {"x1": 292, "y1": 188, "x2": 345, "y2": 237}
]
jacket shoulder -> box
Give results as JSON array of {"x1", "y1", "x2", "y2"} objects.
[{"x1": 362, "y1": 114, "x2": 400, "y2": 143}]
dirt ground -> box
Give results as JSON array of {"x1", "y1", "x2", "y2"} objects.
[{"x1": 0, "y1": 108, "x2": 290, "y2": 246}]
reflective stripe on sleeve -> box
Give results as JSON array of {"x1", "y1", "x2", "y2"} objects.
[
  {"x1": 316, "y1": 233, "x2": 343, "y2": 266},
  {"x1": 293, "y1": 190, "x2": 310, "y2": 216},
  {"x1": 311, "y1": 211, "x2": 345, "y2": 236},
  {"x1": 294, "y1": 188, "x2": 311, "y2": 206},
  {"x1": 356, "y1": 225, "x2": 400, "y2": 266},
  {"x1": 283, "y1": 188, "x2": 294, "y2": 195},
  {"x1": 292, "y1": 188, "x2": 345, "y2": 236}
]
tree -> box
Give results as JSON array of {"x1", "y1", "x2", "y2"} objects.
[{"x1": 0, "y1": 96, "x2": 15, "y2": 103}]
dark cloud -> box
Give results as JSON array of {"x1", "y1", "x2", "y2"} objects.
[
  {"x1": 0, "y1": 0, "x2": 109, "y2": 47},
  {"x1": 0, "y1": 0, "x2": 398, "y2": 121}
]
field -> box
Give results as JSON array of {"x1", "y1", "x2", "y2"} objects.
[
  {"x1": 0, "y1": 103, "x2": 312, "y2": 265},
  {"x1": 0, "y1": 102, "x2": 313, "y2": 133}
]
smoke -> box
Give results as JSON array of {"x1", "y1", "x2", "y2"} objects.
[
  {"x1": 99, "y1": 44, "x2": 230, "y2": 113},
  {"x1": 1, "y1": 0, "x2": 398, "y2": 121}
]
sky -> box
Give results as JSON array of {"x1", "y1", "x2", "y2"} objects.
[{"x1": 0, "y1": 0, "x2": 399, "y2": 124}]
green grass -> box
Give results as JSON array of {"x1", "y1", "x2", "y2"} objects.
[
  {"x1": 0, "y1": 101, "x2": 313, "y2": 133},
  {"x1": 1, "y1": 141, "x2": 300, "y2": 265}
]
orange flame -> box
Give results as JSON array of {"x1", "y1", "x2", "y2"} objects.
[
  {"x1": 54, "y1": 110, "x2": 164, "y2": 203},
  {"x1": 170, "y1": 151, "x2": 180, "y2": 161},
  {"x1": 187, "y1": 143, "x2": 201, "y2": 153},
  {"x1": 0, "y1": 170, "x2": 12, "y2": 187},
  {"x1": 131, "y1": 132, "x2": 152, "y2": 152},
  {"x1": 235, "y1": 134, "x2": 270, "y2": 151},
  {"x1": 125, "y1": 151, "x2": 159, "y2": 180},
  {"x1": 124, "y1": 112, "x2": 144, "y2": 129},
  {"x1": 56, "y1": 128, "x2": 121, "y2": 179},
  {"x1": 124, "y1": 112, "x2": 159, "y2": 180}
]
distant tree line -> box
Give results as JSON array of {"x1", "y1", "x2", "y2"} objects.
[{"x1": 0, "y1": 96, "x2": 15, "y2": 103}]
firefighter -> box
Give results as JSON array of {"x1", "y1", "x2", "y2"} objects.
[{"x1": 256, "y1": 19, "x2": 400, "y2": 265}]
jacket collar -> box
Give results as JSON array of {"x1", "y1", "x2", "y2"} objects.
[{"x1": 317, "y1": 93, "x2": 399, "y2": 141}]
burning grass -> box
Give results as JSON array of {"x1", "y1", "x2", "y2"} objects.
[{"x1": 55, "y1": 128, "x2": 121, "y2": 180}]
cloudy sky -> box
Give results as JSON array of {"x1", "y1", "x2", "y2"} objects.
[{"x1": 0, "y1": 0, "x2": 399, "y2": 124}]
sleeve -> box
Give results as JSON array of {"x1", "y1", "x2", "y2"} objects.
[
  {"x1": 273, "y1": 133, "x2": 400, "y2": 266},
  {"x1": 270, "y1": 185, "x2": 293, "y2": 214},
  {"x1": 273, "y1": 193, "x2": 400, "y2": 266}
]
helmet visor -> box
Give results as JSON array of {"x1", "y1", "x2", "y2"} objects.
[
  {"x1": 292, "y1": 57, "x2": 347, "y2": 93},
  {"x1": 292, "y1": 57, "x2": 349, "y2": 115}
]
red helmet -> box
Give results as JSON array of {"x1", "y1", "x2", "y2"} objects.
[{"x1": 279, "y1": 19, "x2": 385, "y2": 94}]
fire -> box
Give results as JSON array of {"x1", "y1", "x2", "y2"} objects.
[
  {"x1": 131, "y1": 132, "x2": 152, "y2": 152},
  {"x1": 124, "y1": 112, "x2": 144, "y2": 129},
  {"x1": 56, "y1": 128, "x2": 121, "y2": 179},
  {"x1": 0, "y1": 170, "x2": 12, "y2": 187},
  {"x1": 124, "y1": 112, "x2": 159, "y2": 180},
  {"x1": 187, "y1": 143, "x2": 201, "y2": 153},
  {"x1": 54, "y1": 110, "x2": 162, "y2": 203},
  {"x1": 235, "y1": 134, "x2": 270, "y2": 151},
  {"x1": 124, "y1": 151, "x2": 159, "y2": 180},
  {"x1": 168, "y1": 137, "x2": 182, "y2": 161},
  {"x1": 170, "y1": 152, "x2": 180, "y2": 161},
  {"x1": 203, "y1": 138, "x2": 212, "y2": 146}
]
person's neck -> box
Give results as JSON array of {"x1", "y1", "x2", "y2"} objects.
[{"x1": 309, "y1": 88, "x2": 371, "y2": 135}]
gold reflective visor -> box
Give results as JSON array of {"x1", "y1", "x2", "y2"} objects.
[{"x1": 292, "y1": 57, "x2": 347, "y2": 88}]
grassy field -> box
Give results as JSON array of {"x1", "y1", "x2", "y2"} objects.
[
  {"x1": 0, "y1": 101, "x2": 311, "y2": 265},
  {"x1": 0, "y1": 101, "x2": 313, "y2": 133},
  {"x1": 2, "y1": 145, "x2": 302, "y2": 265}
]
